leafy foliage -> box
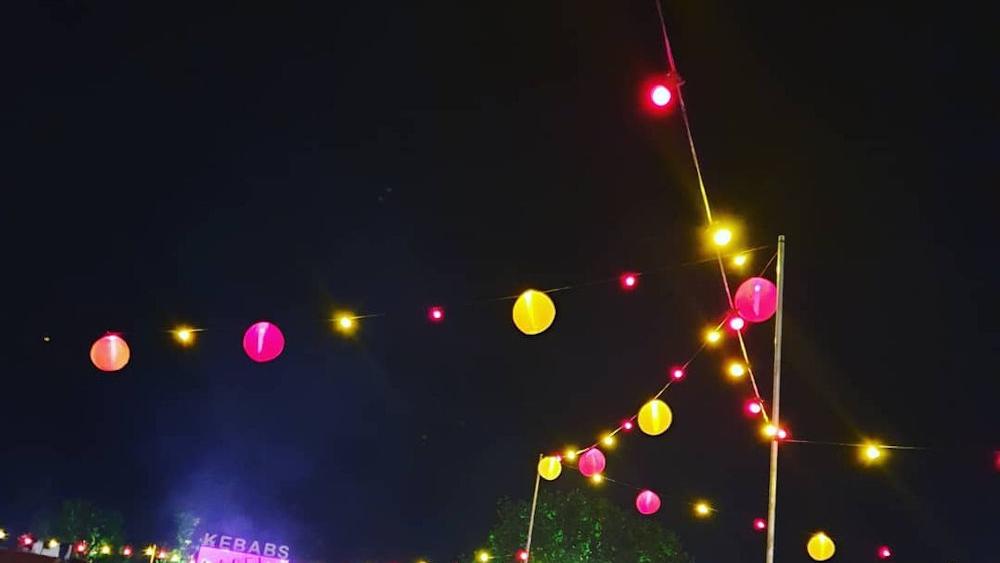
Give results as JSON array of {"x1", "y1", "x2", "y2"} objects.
[
  {"x1": 53, "y1": 499, "x2": 125, "y2": 560},
  {"x1": 485, "y1": 488, "x2": 691, "y2": 563}
]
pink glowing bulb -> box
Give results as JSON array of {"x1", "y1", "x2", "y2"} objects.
[
  {"x1": 753, "y1": 518, "x2": 767, "y2": 532},
  {"x1": 428, "y1": 306, "x2": 445, "y2": 322},
  {"x1": 517, "y1": 549, "x2": 529, "y2": 561},
  {"x1": 620, "y1": 272, "x2": 638, "y2": 290},
  {"x1": 877, "y1": 545, "x2": 892, "y2": 559},
  {"x1": 776, "y1": 428, "x2": 788, "y2": 440},
  {"x1": 650, "y1": 85, "x2": 672, "y2": 107},
  {"x1": 670, "y1": 366, "x2": 686, "y2": 381},
  {"x1": 635, "y1": 490, "x2": 662, "y2": 515},
  {"x1": 728, "y1": 315, "x2": 746, "y2": 332},
  {"x1": 745, "y1": 399, "x2": 763, "y2": 416},
  {"x1": 622, "y1": 421, "x2": 634, "y2": 431}
]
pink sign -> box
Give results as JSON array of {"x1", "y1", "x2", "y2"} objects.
[{"x1": 196, "y1": 546, "x2": 287, "y2": 563}]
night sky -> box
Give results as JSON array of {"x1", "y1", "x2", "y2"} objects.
[{"x1": 2, "y1": 1, "x2": 997, "y2": 562}]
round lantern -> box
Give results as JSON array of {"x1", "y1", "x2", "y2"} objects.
[
  {"x1": 734, "y1": 277, "x2": 778, "y2": 323},
  {"x1": 537, "y1": 456, "x2": 562, "y2": 481},
  {"x1": 242, "y1": 321, "x2": 285, "y2": 362},
  {"x1": 638, "y1": 399, "x2": 673, "y2": 436},
  {"x1": 512, "y1": 290, "x2": 556, "y2": 335},
  {"x1": 90, "y1": 334, "x2": 130, "y2": 372},
  {"x1": 807, "y1": 532, "x2": 836, "y2": 561},
  {"x1": 577, "y1": 448, "x2": 606, "y2": 477},
  {"x1": 635, "y1": 490, "x2": 661, "y2": 515}
]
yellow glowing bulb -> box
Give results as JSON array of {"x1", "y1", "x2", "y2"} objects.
[
  {"x1": 477, "y1": 551, "x2": 490, "y2": 562},
  {"x1": 173, "y1": 326, "x2": 197, "y2": 346},
  {"x1": 712, "y1": 227, "x2": 733, "y2": 247},
  {"x1": 694, "y1": 502, "x2": 712, "y2": 517},
  {"x1": 333, "y1": 312, "x2": 358, "y2": 335},
  {"x1": 705, "y1": 329, "x2": 723, "y2": 345},
  {"x1": 602, "y1": 434, "x2": 615, "y2": 447},
  {"x1": 590, "y1": 473, "x2": 604, "y2": 484},
  {"x1": 861, "y1": 443, "x2": 885, "y2": 464},
  {"x1": 563, "y1": 448, "x2": 577, "y2": 461},
  {"x1": 732, "y1": 254, "x2": 748, "y2": 267},
  {"x1": 99, "y1": 546, "x2": 111, "y2": 555},
  {"x1": 48, "y1": 539, "x2": 59, "y2": 549},
  {"x1": 727, "y1": 362, "x2": 746, "y2": 378},
  {"x1": 0, "y1": 528, "x2": 8, "y2": 540},
  {"x1": 762, "y1": 424, "x2": 778, "y2": 438}
]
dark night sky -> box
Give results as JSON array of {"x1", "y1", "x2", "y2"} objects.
[{"x1": 2, "y1": 1, "x2": 997, "y2": 561}]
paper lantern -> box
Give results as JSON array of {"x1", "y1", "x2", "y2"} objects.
[
  {"x1": 577, "y1": 448, "x2": 606, "y2": 477},
  {"x1": 638, "y1": 399, "x2": 673, "y2": 436},
  {"x1": 90, "y1": 334, "x2": 130, "y2": 372},
  {"x1": 734, "y1": 277, "x2": 778, "y2": 323},
  {"x1": 242, "y1": 321, "x2": 285, "y2": 362},
  {"x1": 537, "y1": 456, "x2": 562, "y2": 481},
  {"x1": 807, "y1": 532, "x2": 836, "y2": 561},
  {"x1": 512, "y1": 290, "x2": 556, "y2": 335},
  {"x1": 635, "y1": 490, "x2": 661, "y2": 515}
]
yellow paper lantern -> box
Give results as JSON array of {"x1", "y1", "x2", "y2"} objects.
[
  {"x1": 537, "y1": 456, "x2": 562, "y2": 481},
  {"x1": 512, "y1": 290, "x2": 556, "y2": 335},
  {"x1": 638, "y1": 399, "x2": 673, "y2": 436},
  {"x1": 807, "y1": 532, "x2": 836, "y2": 561}
]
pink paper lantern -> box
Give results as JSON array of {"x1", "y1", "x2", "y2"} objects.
[
  {"x1": 90, "y1": 334, "x2": 131, "y2": 372},
  {"x1": 242, "y1": 321, "x2": 285, "y2": 362},
  {"x1": 734, "y1": 277, "x2": 778, "y2": 323},
  {"x1": 577, "y1": 448, "x2": 606, "y2": 477},
  {"x1": 635, "y1": 490, "x2": 661, "y2": 515}
]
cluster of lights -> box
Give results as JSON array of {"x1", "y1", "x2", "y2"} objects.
[{"x1": 762, "y1": 424, "x2": 788, "y2": 441}]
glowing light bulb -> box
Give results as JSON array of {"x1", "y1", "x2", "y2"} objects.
[
  {"x1": 517, "y1": 549, "x2": 529, "y2": 561},
  {"x1": 334, "y1": 312, "x2": 358, "y2": 335},
  {"x1": 650, "y1": 84, "x2": 672, "y2": 107},
  {"x1": 428, "y1": 306, "x2": 445, "y2": 322},
  {"x1": 705, "y1": 329, "x2": 723, "y2": 345},
  {"x1": 477, "y1": 550, "x2": 490, "y2": 562},
  {"x1": 602, "y1": 434, "x2": 615, "y2": 447},
  {"x1": 21, "y1": 534, "x2": 34, "y2": 547},
  {"x1": 861, "y1": 442, "x2": 886, "y2": 464},
  {"x1": 776, "y1": 428, "x2": 788, "y2": 440},
  {"x1": 0, "y1": 528, "x2": 7, "y2": 540},
  {"x1": 564, "y1": 448, "x2": 577, "y2": 461},
  {"x1": 622, "y1": 420, "x2": 634, "y2": 431},
  {"x1": 694, "y1": 502, "x2": 712, "y2": 517},
  {"x1": 123, "y1": 546, "x2": 133, "y2": 557},
  {"x1": 591, "y1": 473, "x2": 604, "y2": 484},
  {"x1": 745, "y1": 399, "x2": 763, "y2": 416},
  {"x1": 866, "y1": 445, "x2": 882, "y2": 461},
  {"x1": 100, "y1": 545, "x2": 112, "y2": 555},
  {"x1": 76, "y1": 542, "x2": 87, "y2": 553},
  {"x1": 173, "y1": 326, "x2": 197, "y2": 346},
  {"x1": 727, "y1": 362, "x2": 746, "y2": 378},
  {"x1": 157, "y1": 551, "x2": 168, "y2": 560},
  {"x1": 620, "y1": 272, "x2": 639, "y2": 290},
  {"x1": 712, "y1": 227, "x2": 733, "y2": 247},
  {"x1": 877, "y1": 545, "x2": 892, "y2": 559},
  {"x1": 753, "y1": 518, "x2": 767, "y2": 531},
  {"x1": 732, "y1": 254, "x2": 749, "y2": 267},
  {"x1": 728, "y1": 315, "x2": 746, "y2": 332},
  {"x1": 670, "y1": 366, "x2": 686, "y2": 381},
  {"x1": 762, "y1": 424, "x2": 778, "y2": 438},
  {"x1": 48, "y1": 539, "x2": 59, "y2": 549},
  {"x1": 144, "y1": 547, "x2": 155, "y2": 557}
]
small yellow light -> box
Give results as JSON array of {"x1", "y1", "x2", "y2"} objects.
[
  {"x1": 762, "y1": 424, "x2": 778, "y2": 438},
  {"x1": 0, "y1": 528, "x2": 9, "y2": 540},
  {"x1": 862, "y1": 443, "x2": 885, "y2": 464},
  {"x1": 732, "y1": 254, "x2": 748, "y2": 267},
  {"x1": 601, "y1": 434, "x2": 615, "y2": 447},
  {"x1": 727, "y1": 362, "x2": 746, "y2": 378},
  {"x1": 172, "y1": 326, "x2": 198, "y2": 346},
  {"x1": 563, "y1": 448, "x2": 577, "y2": 461},
  {"x1": 477, "y1": 550, "x2": 491, "y2": 562},
  {"x1": 705, "y1": 329, "x2": 723, "y2": 345},
  {"x1": 712, "y1": 227, "x2": 733, "y2": 247},
  {"x1": 590, "y1": 473, "x2": 604, "y2": 484},
  {"x1": 48, "y1": 539, "x2": 59, "y2": 549},
  {"x1": 144, "y1": 547, "x2": 156, "y2": 557},
  {"x1": 334, "y1": 312, "x2": 358, "y2": 335},
  {"x1": 100, "y1": 546, "x2": 112, "y2": 555},
  {"x1": 694, "y1": 501, "x2": 712, "y2": 517}
]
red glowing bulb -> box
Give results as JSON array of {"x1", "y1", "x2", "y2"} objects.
[
  {"x1": 877, "y1": 545, "x2": 892, "y2": 559},
  {"x1": 650, "y1": 85, "x2": 672, "y2": 107},
  {"x1": 669, "y1": 366, "x2": 686, "y2": 381},
  {"x1": 517, "y1": 549, "x2": 529, "y2": 561},
  {"x1": 728, "y1": 315, "x2": 746, "y2": 332},
  {"x1": 123, "y1": 546, "x2": 133, "y2": 557},
  {"x1": 619, "y1": 272, "x2": 638, "y2": 290},
  {"x1": 428, "y1": 306, "x2": 445, "y2": 322},
  {"x1": 745, "y1": 399, "x2": 763, "y2": 416},
  {"x1": 622, "y1": 420, "x2": 634, "y2": 431},
  {"x1": 753, "y1": 518, "x2": 767, "y2": 532},
  {"x1": 776, "y1": 428, "x2": 788, "y2": 440},
  {"x1": 76, "y1": 542, "x2": 87, "y2": 553},
  {"x1": 21, "y1": 534, "x2": 34, "y2": 547}
]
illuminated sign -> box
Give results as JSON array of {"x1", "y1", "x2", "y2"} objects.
[{"x1": 199, "y1": 534, "x2": 290, "y2": 560}]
